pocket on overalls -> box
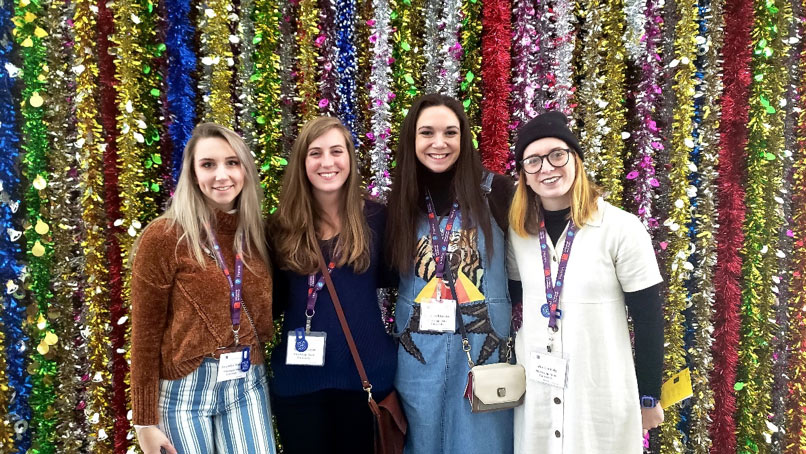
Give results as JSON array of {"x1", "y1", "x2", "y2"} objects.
[
  {"x1": 393, "y1": 299, "x2": 414, "y2": 335},
  {"x1": 486, "y1": 298, "x2": 512, "y2": 339}
]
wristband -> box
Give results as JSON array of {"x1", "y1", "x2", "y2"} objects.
[{"x1": 640, "y1": 395, "x2": 660, "y2": 408}]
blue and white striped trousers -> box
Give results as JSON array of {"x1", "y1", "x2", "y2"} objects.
[{"x1": 158, "y1": 358, "x2": 277, "y2": 454}]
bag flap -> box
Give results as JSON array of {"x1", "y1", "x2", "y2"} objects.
[
  {"x1": 471, "y1": 363, "x2": 526, "y2": 405},
  {"x1": 378, "y1": 391, "x2": 408, "y2": 433}
]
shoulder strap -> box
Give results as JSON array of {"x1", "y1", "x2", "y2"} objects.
[
  {"x1": 316, "y1": 248, "x2": 380, "y2": 406},
  {"x1": 480, "y1": 170, "x2": 493, "y2": 195},
  {"x1": 443, "y1": 259, "x2": 475, "y2": 369},
  {"x1": 445, "y1": 252, "x2": 515, "y2": 366}
]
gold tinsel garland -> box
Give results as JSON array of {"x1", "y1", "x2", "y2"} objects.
[
  {"x1": 253, "y1": 0, "x2": 286, "y2": 210},
  {"x1": 735, "y1": 0, "x2": 791, "y2": 449},
  {"x1": 45, "y1": 1, "x2": 88, "y2": 452},
  {"x1": 72, "y1": 0, "x2": 114, "y2": 451},
  {"x1": 459, "y1": 0, "x2": 482, "y2": 145},
  {"x1": 199, "y1": 0, "x2": 235, "y2": 126},
  {"x1": 112, "y1": 0, "x2": 160, "y2": 449},
  {"x1": 658, "y1": 0, "x2": 698, "y2": 451},
  {"x1": 686, "y1": 0, "x2": 723, "y2": 449},
  {"x1": 391, "y1": 0, "x2": 425, "y2": 140},
  {"x1": 575, "y1": 0, "x2": 627, "y2": 204},
  {"x1": 297, "y1": 0, "x2": 321, "y2": 122}
]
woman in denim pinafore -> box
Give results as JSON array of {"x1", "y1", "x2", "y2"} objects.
[{"x1": 386, "y1": 94, "x2": 515, "y2": 454}]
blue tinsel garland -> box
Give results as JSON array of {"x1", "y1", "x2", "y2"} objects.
[
  {"x1": 0, "y1": 2, "x2": 32, "y2": 452},
  {"x1": 164, "y1": 0, "x2": 198, "y2": 184},
  {"x1": 336, "y1": 0, "x2": 359, "y2": 145}
]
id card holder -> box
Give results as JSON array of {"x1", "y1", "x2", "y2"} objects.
[
  {"x1": 420, "y1": 298, "x2": 457, "y2": 332},
  {"x1": 286, "y1": 329, "x2": 327, "y2": 366},
  {"x1": 217, "y1": 346, "x2": 250, "y2": 383},
  {"x1": 528, "y1": 350, "x2": 569, "y2": 389}
]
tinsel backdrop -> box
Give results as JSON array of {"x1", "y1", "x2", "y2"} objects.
[{"x1": 0, "y1": 0, "x2": 803, "y2": 451}]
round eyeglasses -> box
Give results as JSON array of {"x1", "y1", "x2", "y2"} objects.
[{"x1": 520, "y1": 148, "x2": 572, "y2": 174}]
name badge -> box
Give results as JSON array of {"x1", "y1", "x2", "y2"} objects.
[
  {"x1": 529, "y1": 351, "x2": 568, "y2": 388},
  {"x1": 286, "y1": 330, "x2": 327, "y2": 366},
  {"x1": 216, "y1": 347, "x2": 250, "y2": 383},
  {"x1": 420, "y1": 298, "x2": 457, "y2": 332}
]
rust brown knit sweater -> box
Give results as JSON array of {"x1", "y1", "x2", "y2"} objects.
[{"x1": 130, "y1": 210, "x2": 273, "y2": 425}]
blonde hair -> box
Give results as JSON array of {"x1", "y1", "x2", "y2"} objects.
[
  {"x1": 271, "y1": 116, "x2": 370, "y2": 274},
  {"x1": 509, "y1": 152, "x2": 601, "y2": 237},
  {"x1": 139, "y1": 123, "x2": 268, "y2": 268}
]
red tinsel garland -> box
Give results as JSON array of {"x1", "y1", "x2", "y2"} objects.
[
  {"x1": 479, "y1": 0, "x2": 511, "y2": 173},
  {"x1": 708, "y1": 0, "x2": 753, "y2": 449},
  {"x1": 96, "y1": 1, "x2": 130, "y2": 452}
]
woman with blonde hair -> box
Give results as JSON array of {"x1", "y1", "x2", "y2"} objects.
[
  {"x1": 507, "y1": 111, "x2": 664, "y2": 453},
  {"x1": 131, "y1": 123, "x2": 276, "y2": 454},
  {"x1": 269, "y1": 116, "x2": 397, "y2": 453}
]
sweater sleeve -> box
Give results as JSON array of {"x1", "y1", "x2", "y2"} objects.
[
  {"x1": 130, "y1": 221, "x2": 178, "y2": 425},
  {"x1": 625, "y1": 283, "x2": 664, "y2": 399},
  {"x1": 370, "y1": 202, "x2": 399, "y2": 289},
  {"x1": 489, "y1": 173, "x2": 515, "y2": 233}
]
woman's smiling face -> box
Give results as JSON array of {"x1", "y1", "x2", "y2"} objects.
[
  {"x1": 414, "y1": 105, "x2": 461, "y2": 173},
  {"x1": 522, "y1": 137, "x2": 576, "y2": 210}
]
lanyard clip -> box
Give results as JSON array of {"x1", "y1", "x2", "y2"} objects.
[
  {"x1": 232, "y1": 325, "x2": 241, "y2": 346},
  {"x1": 305, "y1": 309, "x2": 315, "y2": 334},
  {"x1": 462, "y1": 338, "x2": 475, "y2": 368},
  {"x1": 546, "y1": 326, "x2": 558, "y2": 353}
]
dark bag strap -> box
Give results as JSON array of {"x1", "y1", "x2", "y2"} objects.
[
  {"x1": 443, "y1": 253, "x2": 515, "y2": 368},
  {"x1": 316, "y1": 247, "x2": 381, "y2": 412},
  {"x1": 441, "y1": 255, "x2": 474, "y2": 368}
]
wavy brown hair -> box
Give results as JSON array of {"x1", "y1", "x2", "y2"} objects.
[
  {"x1": 509, "y1": 152, "x2": 601, "y2": 237},
  {"x1": 271, "y1": 116, "x2": 370, "y2": 274},
  {"x1": 386, "y1": 93, "x2": 493, "y2": 273}
]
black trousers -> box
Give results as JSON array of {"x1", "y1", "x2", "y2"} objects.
[{"x1": 272, "y1": 389, "x2": 375, "y2": 454}]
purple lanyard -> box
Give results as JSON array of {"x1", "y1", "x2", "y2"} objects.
[
  {"x1": 306, "y1": 256, "x2": 336, "y2": 318},
  {"x1": 538, "y1": 217, "x2": 577, "y2": 330},
  {"x1": 425, "y1": 191, "x2": 460, "y2": 279},
  {"x1": 208, "y1": 231, "x2": 244, "y2": 327}
]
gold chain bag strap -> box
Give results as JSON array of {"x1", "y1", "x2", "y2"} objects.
[
  {"x1": 316, "y1": 248, "x2": 407, "y2": 454},
  {"x1": 443, "y1": 253, "x2": 526, "y2": 413}
]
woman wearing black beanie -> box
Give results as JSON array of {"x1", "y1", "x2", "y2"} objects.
[{"x1": 508, "y1": 111, "x2": 665, "y2": 453}]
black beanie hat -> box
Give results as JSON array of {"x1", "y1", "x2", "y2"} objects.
[{"x1": 514, "y1": 111, "x2": 583, "y2": 171}]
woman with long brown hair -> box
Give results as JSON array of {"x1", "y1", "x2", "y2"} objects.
[
  {"x1": 269, "y1": 116, "x2": 397, "y2": 453},
  {"x1": 386, "y1": 93, "x2": 515, "y2": 453}
]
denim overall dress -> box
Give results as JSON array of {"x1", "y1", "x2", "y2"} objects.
[{"x1": 394, "y1": 172, "x2": 514, "y2": 454}]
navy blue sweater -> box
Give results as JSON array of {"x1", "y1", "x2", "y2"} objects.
[{"x1": 270, "y1": 201, "x2": 397, "y2": 398}]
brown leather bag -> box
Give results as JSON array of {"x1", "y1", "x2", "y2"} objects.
[{"x1": 318, "y1": 250, "x2": 407, "y2": 454}]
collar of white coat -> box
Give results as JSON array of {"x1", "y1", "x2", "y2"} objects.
[{"x1": 584, "y1": 197, "x2": 606, "y2": 228}]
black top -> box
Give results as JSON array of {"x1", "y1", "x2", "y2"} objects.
[
  {"x1": 542, "y1": 207, "x2": 571, "y2": 246},
  {"x1": 415, "y1": 161, "x2": 515, "y2": 233}
]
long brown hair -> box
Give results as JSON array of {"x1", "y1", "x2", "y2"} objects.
[
  {"x1": 509, "y1": 152, "x2": 601, "y2": 237},
  {"x1": 271, "y1": 116, "x2": 370, "y2": 274},
  {"x1": 386, "y1": 93, "x2": 493, "y2": 273}
]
